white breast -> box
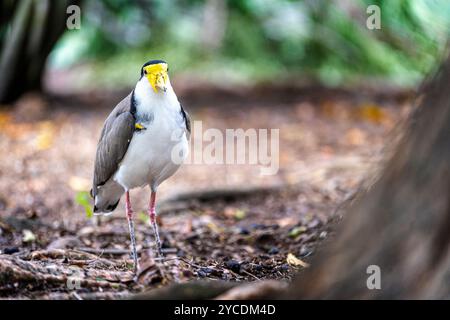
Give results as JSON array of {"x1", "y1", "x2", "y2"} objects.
[{"x1": 113, "y1": 78, "x2": 189, "y2": 192}]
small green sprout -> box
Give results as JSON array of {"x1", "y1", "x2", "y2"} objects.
[{"x1": 75, "y1": 191, "x2": 93, "y2": 218}]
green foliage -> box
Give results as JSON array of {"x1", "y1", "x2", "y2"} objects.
[
  {"x1": 75, "y1": 191, "x2": 93, "y2": 218},
  {"x1": 138, "y1": 211, "x2": 149, "y2": 224},
  {"x1": 49, "y1": 0, "x2": 450, "y2": 88}
]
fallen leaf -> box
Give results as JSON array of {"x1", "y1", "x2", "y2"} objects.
[
  {"x1": 358, "y1": 103, "x2": 389, "y2": 124},
  {"x1": 77, "y1": 226, "x2": 95, "y2": 236},
  {"x1": 345, "y1": 128, "x2": 366, "y2": 146},
  {"x1": 234, "y1": 209, "x2": 246, "y2": 220},
  {"x1": 22, "y1": 229, "x2": 36, "y2": 243},
  {"x1": 0, "y1": 112, "x2": 11, "y2": 129},
  {"x1": 223, "y1": 207, "x2": 246, "y2": 220},
  {"x1": 35, "y1": 121, "x2": 55, "y2": 150},
  {"x1": 207, "y1": 222, "x2": 223, "y2": 234},
  {"x1": 278, "y1": 216, "x2": 297, "y2": 228},
  {"x1": 288, "y1": 226, "x2": 307, "y2": 238},
  {"x1": 286, "y1": 253, "x2": 309, "y2": 268}
]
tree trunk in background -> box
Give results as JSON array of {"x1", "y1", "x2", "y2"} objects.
[
  {"x1": 201, "y1": 0, "x2": 227, "y2": 52},
  {"x1": 0, "y1": 0, "x2": 79, "y2": 104},
  {"x1": 286, "y1": 53, "x2": 450, "y2": 299}
]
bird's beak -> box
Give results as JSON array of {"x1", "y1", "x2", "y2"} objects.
[
  {"x1": 145, "y1": 64, "x2": 169, "y2": 93},
  {"x1": 155, "y1": 73, "x2": 168, "y2": 93},
  {"x1": 148, "y1": 72, "x2": 168, "y2": 93}
]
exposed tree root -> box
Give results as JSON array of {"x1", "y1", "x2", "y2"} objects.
[{"x1": 0, "y1": 250, "x2": 134, "y2": 296}]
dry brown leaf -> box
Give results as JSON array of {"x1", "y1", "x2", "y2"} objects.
[
  {"x1": 207, "y1": 222, "x2": 223, "y2": 234},
  {"x1": 287, "y1": 253, "x2": 309, "y2": 268},
  {"x1": 35, "y1": 121, "x2": 55, "y2": 150},
  {"x1": 0, "y1": 112, "x2": 11, "y2": 128},
  {"x1": 278, "y1": 216, "x2": 297, "y2": 228},
  {"x1": 345, "y1": 128, "x2": 367, "y2": 146},
  {"x1": 223, "y1": 207, "x2": 246, "y2": 220},
  {"x1": 358, "y1": 103, "x2": 389, "y2": 124}
]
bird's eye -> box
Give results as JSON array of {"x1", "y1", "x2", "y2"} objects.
[{"x1": 143, "y1": 69, "x2": 147, "y2": 75}]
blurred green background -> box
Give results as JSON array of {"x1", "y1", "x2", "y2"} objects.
[
  {"x1": 48, "y1": 0, "x2": 450, "y2": 90},
  {"x1": 1, "y1": 0, "x2": 450, "y2": 102}
]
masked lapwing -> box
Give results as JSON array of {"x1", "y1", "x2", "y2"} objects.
[{"x1": 91, "y1": 60, "x2": 190, "y2": 273}]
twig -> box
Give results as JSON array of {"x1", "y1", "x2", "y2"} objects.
[
  {"x1": 71, "y1": 291, "x2": 83, "y2": 300},
  {"x1": 77, "y1": 247, "x2": 178, "y2": 256},
  {"x1": 241, "y1": 269, "x2": 260, "y2": 281},
  {"x1": 179, "y1": 257, "x2": 204, "y2": 269},
  {"x1": 76, "y1": 247, "x2": 137, "y2": 255},
  {"x1": 161, "y1": 248, "x2": 178, "y2": 254}
]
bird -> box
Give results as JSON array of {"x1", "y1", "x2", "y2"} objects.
[{"x1": 91, "y1": 59, "x2": 190, "y2": 273}]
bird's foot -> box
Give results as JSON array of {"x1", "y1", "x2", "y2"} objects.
[{"x1": 152, "y1": 224, "x2": 164, "y2": 259}]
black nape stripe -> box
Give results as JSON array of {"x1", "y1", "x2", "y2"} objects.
[{"x1": 140, "y1": 59, "x2": 167, "y2": 77}]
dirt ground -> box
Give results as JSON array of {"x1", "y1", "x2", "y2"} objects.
[{"x1": 0, "y1": 83, "x2": 412, "y2": 299}]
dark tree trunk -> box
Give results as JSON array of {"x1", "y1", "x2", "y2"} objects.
[
  {"x1": 0, "y1": 0, "x2": 79, "y2": 104},
  {"x1": 286, "y1": 53, "x2": 450, "y2": 299}
]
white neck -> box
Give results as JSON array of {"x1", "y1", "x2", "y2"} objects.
[{"x1": 134, "y1": 76, "x2": 180, "y2": 114}]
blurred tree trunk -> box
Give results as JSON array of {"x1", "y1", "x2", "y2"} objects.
[
  {"x1": 201, "y1": 0, "x2": 227, "y2": 52},
  {"x1": 0, "y1": 0, "x2": 79, "y2": 104},
  {"x1": 285, "y1": 53, "x2": 450, "y2": 299}
]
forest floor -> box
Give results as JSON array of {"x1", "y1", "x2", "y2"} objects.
[{"x1": 0, "y1": 83, "x2": 412, "y2": 299}]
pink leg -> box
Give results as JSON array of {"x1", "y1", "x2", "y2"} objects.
[
  {"x1": 125, "y1": 191, "x2": 138, "y2": 273},
  {"x1": 148, "y1": 192, "x2": 163, "y2": 257}
]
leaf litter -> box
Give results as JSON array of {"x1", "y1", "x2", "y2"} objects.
[{"x1": 0, "y1": 85, "x2": 411, "y2": 299}]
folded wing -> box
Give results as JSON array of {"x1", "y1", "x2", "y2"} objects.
[{"x1": 92, "y1": 94, "x2": 136, "y2": 197}]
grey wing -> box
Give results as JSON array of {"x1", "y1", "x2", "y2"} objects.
[{"x1": 92, "y1": 107, "x2": 135, "y2": 196}]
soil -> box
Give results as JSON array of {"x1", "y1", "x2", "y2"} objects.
[{"x1": 0, "y1": 84, "x2": 413, "y2": 299}]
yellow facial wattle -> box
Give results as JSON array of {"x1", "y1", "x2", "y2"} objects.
[{"x1": 144, "y1": 63, "x2": 169, "y2": 93}]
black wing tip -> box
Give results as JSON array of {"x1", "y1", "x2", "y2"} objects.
[
  {"x1": 93, "y1": 199, "x2": 120, "y2": 214},
  {"x1": 107, "y1": 199, "x2": 120, "y2": 212}
]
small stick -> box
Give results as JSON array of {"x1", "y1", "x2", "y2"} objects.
[
  {"x1": 241, "y1": 269, "x2": 260, "y2": 281},
  {"x1": 76, "y1": 247, "x2": 138, "y2": 255}
]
